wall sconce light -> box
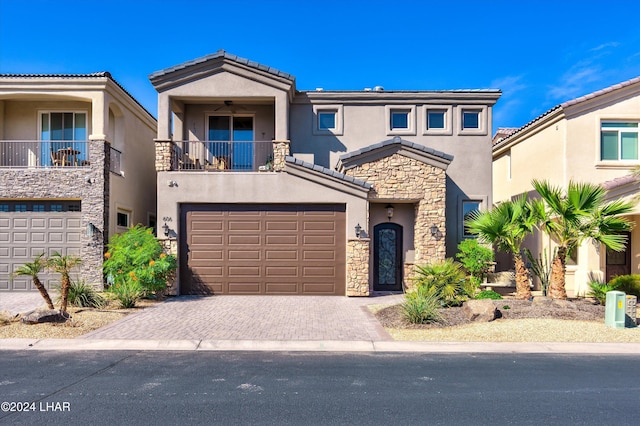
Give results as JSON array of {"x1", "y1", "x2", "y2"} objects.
[
  {"x1": 162, "y1": 222, "x2": 170, "y2": 237},
  {"x1": 386, "y1": 204, "x2": 394, "y2": 221},
  {"x1": 87, "y1": 222, "x2": 97, "y2": 238},
  {"x1": 430, "y1": 224, "x2": 439, "y2": 237},
  {"x1": 355, "y1": 223, "x2": 362, "y2": 238},
  {"x1": 167, "y1": 180, "x2": 178, "y2": 187}
]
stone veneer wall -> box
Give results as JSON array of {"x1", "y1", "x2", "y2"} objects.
[
  {"x1": 160, "y1": 238, "x2": 178, "y2": 295},
  {"x1": 0, "y1": 139, "x2": 109, "y2": 286},
  {"x1": 155, "y1": 139, "x2": 174, "y2": 171},
  {"x1": 344, "y1": 153, "x2": 447, "y2": 290},
  {"x1": 272, "y1": 140, "x2": 290, "y2": 171},
  {"x1": 346, "y1": 238, "x2": 370, "y2": 296}
]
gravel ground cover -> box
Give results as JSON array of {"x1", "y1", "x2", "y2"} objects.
[{"x1": 372, "y1": 298, "x2": 640, "y2": 343}]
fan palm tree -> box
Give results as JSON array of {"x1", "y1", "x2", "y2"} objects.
[
  {"x1": 466, "y1": 195, "x2": 539, "y2": 300},
  {"x1": 47, "y1": 251, "x2": 81, "y2": 313},
  {"x1": 532, "y1": 180, "x2": 634, "y2": 299},
  {"x1": 11, "y1": 253, "x2": 55, "y2": 309}
]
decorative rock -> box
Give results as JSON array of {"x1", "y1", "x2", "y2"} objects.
[
  {"x1": 21, "y1": 309, "x2": 70, "y2": 325},
  {"x1": 462, "y1": 299, "x2": 497, "y2": 322},
  {"x1": 532, "y1": 296, "x2": 552, "y2": 307}
]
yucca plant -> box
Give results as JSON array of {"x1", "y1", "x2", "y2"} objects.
[
  {"x1": 58, "y1": 279, "x2": 107, "y2": 308},
  {"x1": 401, "y1": 286, "x2": 442, "y2": 324},
  {"x1": 11, "y1": 253, "x2": 54, "y2": 310}
]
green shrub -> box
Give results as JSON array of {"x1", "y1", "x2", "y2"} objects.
[
  {"x1": 475, "y1": 290, "x2": 503, "y2": 300},
  {"x1": 57, "y1": 280, "x2": 107, "y2": 308},
  {"x1": 103, "y1": 225, "x2": 177, "y2": 296},
  {"x1": 587, "y1": 280, "x2": 620, "y2": 305},
  {"x1": 108, "y1": 278, "x2": 143, "y2": 308},
  {"x1": 413, "y1": 258, "x2": 474, "y2": 307},
  {"x1": 401, "y1": 287, "x2": 442, "y2": 324},
  {"x1": 455, "y1": 239, "x2": 494, "y2": 287},
  {"x1": 609, "y1": 275, "x2": 640, "y2": 298}
]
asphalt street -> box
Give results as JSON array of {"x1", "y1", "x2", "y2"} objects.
[{"x1": 1, "y1": 351, "x2": 639, "y2": 425}]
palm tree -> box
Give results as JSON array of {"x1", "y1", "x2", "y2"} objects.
[
  {"x1": 11, "y1": 253, "x2": 55, "y2": 309},
  {"x1": 532, "y1": 180, "x2": 634, "y2": 299},
  {"x1": 47, "y1": 251, "x2": 81, "y2": 313},
  {"x1": 466, "y1": 195, "x2": 538, "y2": 300}
]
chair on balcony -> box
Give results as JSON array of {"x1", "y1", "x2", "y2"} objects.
[{"x1": 50, "y1": 151, "x2": 68, "y2": 166}]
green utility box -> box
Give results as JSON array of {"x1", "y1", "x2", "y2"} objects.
[{"x1": 605, "y1": 291, "x2": 626, "y2": 329}]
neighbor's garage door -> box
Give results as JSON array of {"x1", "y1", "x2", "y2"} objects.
[
  {"x1": 0, "y1": 207, "x2": 82, "y2": 291},
  {"x1": 181, "y1": 204, "x2": 346, "y2": 295}
]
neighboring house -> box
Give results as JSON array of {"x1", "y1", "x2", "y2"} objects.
[
  {"x1": 151, "y1": 51, "x2": 500, "y2": 296},
  {"x1": 493, "y1": 76, "x2": 640, "y2": 296},
  {"x1": 0, "y1": 73, "x2": 157, "y2": 291}
]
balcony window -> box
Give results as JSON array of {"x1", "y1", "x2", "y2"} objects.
[
  {"x1": 207, "y1": 115, "x2": 255, "y2": 170},
  {"x1": 40, "y1": 111, "x2": 88, "y2": 166}
]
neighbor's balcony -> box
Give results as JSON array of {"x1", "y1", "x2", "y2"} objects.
[
  {"x1": 173, "y1": 140, "x2": 274, "y2": 171},
  {"x1": 0, "y1": 140, "x2": 90, "y2": 168}
]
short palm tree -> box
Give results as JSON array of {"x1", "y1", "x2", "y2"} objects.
[
  {"x1": 532, "y1": 179, "x2": 634, "y2": 299},
  {"x1": 466, "y1": 195, "x2": 538, "y2": 300},
  {"x1": 11, "y1": 253, "x2": 55, "y2": 309},
  {"x1": 47, "y1": 251, "x2": 82, "y2": 313}
]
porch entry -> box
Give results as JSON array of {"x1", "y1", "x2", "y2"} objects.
[
  {"x1": 373, "y1": 222, "x2": 403, "y2": 291},
  {"x1": 207, "y1": 115, "x2": 254, "y2": 170},
  {"x1": 606, "y1": 231, "x2": 631, "y2": 282}
]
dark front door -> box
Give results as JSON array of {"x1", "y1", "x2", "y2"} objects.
[
  {"x1": 373, "y1": 223, "x2": 403, "y2": 291},
  {"x1": 606, "y1": 231, "x2": 631, "y2": 282}
]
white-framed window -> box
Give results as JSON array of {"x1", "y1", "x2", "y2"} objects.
[
  {"x1": 116, "y1": 209, "x2": 131, "y2": 229},
  {"x1": 600, "y1": 122, "x2": 639, "y2": 161},
  {"x1": 386, "y1": 105, "x2": 416, "y2": 136},
  {"x1": 423, "y1": 105, "x2": 453, "y2": 135},
  {"x1": 462, "y1": 200, "x2": 482, "y2": 238},
  {"x1": 39, "y1": 111, "x2": 89, "y2": 166},
  {"x1": 312, "y1": 104, "x2": 343, "y2": 135},
  {"x1": 458, "y1": 106, "x2": 488, "y2": 135}
]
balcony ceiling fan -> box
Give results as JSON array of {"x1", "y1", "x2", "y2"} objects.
[{"x1": 213, "y1": 100, "x2": 247, "y2": 114}]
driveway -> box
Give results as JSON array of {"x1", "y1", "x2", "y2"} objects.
[{"x1": 80, "y1": 294, "x2": 403, "y2": 341}]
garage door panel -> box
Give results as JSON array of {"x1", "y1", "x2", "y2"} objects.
[
  {"x1": 66, "y1": 232, "x2": 82, "y2": 243},
  {"x1": 12, "y1": 247, "x2": 29, "y2": 258},
  {"x1": 182, "y1": 204, "x2": 345, "y2": 295},
  {"x1": 31, "y1": 218, "x2": 47, "y2": 228},
  {"x1": 48, "y1": 218, "x2": 64, "y2": 228}
]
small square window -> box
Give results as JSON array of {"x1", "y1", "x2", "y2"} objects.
[
  {"x1": 15, "y1": 205, "x2": 27, "y2": 212},
  {"x1": 318, "y1": 111, "x2": 336, "y2": 130},
  {"x1": 427, "y1": 111, "x2": 445, "y2": 129},
  {"x1": 0, "y1": 205, "x2": 8, "y2": 212},
  {"x1": 32, "y1": 205, "x2": 45, "y2": 212},
  {"x1": 390, "y1": 110, "x2": 410, "y2": 129},
  {"x1": 50, "y1": 205, "x2": 63, "y2": 212},
  {"x1": 117, "y1": 211, "x2": 130, "y2": 228},
  {"x1": 462, "y1": 111, "x2": 480, "y2": 129}
]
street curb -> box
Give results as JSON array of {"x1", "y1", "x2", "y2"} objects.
[{"x1": 2, "y1": 338, "x2": 640, "y2": 354}]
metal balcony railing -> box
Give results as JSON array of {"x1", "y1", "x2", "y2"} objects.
[
  {"x1": 173, "y1": 140, "x2": 274, "y2": 171},
  {"x1": 0, "y1": 140, "x2": 90, "y2": 168},
  {"x1": 110, "y1": 146, "x2": 122, "y2": 175}
]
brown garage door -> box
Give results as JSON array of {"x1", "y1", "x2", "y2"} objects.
[{"x1": 181, "y1": 204, "x2": 346, "y2": 295}]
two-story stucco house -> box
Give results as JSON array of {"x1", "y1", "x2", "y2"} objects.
[
  {"x1": 493, "y1": 76, "x2": 640, "y2": 297},
  {"x1": 0, "y1": 73, "x2": 157, "y2": 291},
  {"x1": 151, "y1": 51, "x2": 501, "y2": 296}
]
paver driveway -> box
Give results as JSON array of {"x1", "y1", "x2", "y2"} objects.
[{"x1": 81, "y1": 294, "x2": 404, "y2": 341}]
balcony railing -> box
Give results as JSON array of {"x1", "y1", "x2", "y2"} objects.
[
  {"x1": 0, "y1": 140, "x2": 90, "y2": 168},
  {"x1": 174, "y1": 140, "x2": 274, "y2": 171},
  {"x1": 110, "y1": 146, "x2": 122, "y2": 175}
]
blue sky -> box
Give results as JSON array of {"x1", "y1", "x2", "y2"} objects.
[{"x1": 1, "y1": 0, "x2": 640, "y2": 132}]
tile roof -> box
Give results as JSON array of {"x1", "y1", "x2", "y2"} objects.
[
  {"x1": 285, "y1": 156, "x2": 373, "y2": 189},
  {"x1": 602, "y1": 174, "x2": 638, "y2": 190},
  {"x1": 149, "y1": 50, "x2": 295, "y2": 81},
  {"x1": 0, "y1": 72, "x2": 155, "y2": 119},
  {"x1": 339, "y1": 136, "x2": 454, "y2": 162},
  {"x1": 494, "y1": 75, "x2": 640, "y2": 149}
]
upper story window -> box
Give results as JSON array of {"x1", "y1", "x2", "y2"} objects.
[
  {"x1": 318, "y1": 111, "x2": 336, "y2": 130},
  {"x1": 462, "y1": 110, "x2": 480, "y2": 129},
  {"x1": 386, "y1": 106, "x2": 416, "y2": 136},
  {"x1": 40, "y1": 111, "x2": 89, "y2": 166},
  {"x1": 423, "y1": 105, "x2": 453, "y2": 135},
  {"x1": 427, "y1": 110, "x2": 445, "y2": 129},
  {"x1": 458, "y1": 106, "x2": 488, "y2": 135},
  {"x1": 601, "y1": 122, "x2": 639, "y2": 161},
  {"x1": 312, "y1": 105, "x2": 343, "y2": 136}
]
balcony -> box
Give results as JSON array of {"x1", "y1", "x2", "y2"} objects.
[
  {"x1": 0, "y1": 140, "x2": 90, "y2": 168},
  {"x1": 173, "y1": 140, "x2": 274, "y2": 171}
]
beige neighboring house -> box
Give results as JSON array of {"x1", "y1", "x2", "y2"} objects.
[
  {"x1": 0, "y1": 73, "x2": 157, "y2": 291},
  {"x1": 151, "y1": 50, "x2": 500, "y2": 296},
  {"x1": 493, "y1": 76, "x2": 640, "y2": 297}
]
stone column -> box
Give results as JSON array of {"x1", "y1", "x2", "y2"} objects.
[
  {"x1": 346, "y1": 238, "x2": 370, "y2": 296},
  {"x1": 155, "y1": 139, "x2": 174, "y2": 171},
  {"x1": 272, "y1": 140, "x2": 290, "y2": 172},
  {"x1": 160, "y1": 238, "x2": 178, "y2": 295}
]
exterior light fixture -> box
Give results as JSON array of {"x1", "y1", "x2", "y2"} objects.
[
  {"x1": 87, "y1": 222, "x2": 97, "y2": 238},
  {"x1": 386, "y1": 204, "x2": 394, "y2": 221},
  {"x1": 162, "y1": 222, "x2": 170, "y2": 237},
  {"x1": 355, "y1": 223, "x2": 362, "y2": 238},
  {"x1": 430, "y1": 224, "x2": 439, "y2": 236}
]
